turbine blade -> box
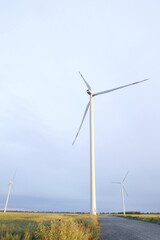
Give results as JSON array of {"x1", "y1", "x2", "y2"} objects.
[
  {"x1": 123, "y1": 186, "x2": 129, "y2": 197},
  {"x1": 93, "y1": 79, "x2": 149, "y2": 97},
  {"x1": 112, "y1": 182, "x2": 121, "y2": 184},
  {"x1": 12, "y1": 183, "x2": 14, "y2": 195},
  {"x1": 122, "y1": 171, "x2": 129, "y2": 182},
  {"x1": 12, "y1": 170, "x2": 17, "y2": 182},
  {"x1": 79, "y1": 72, "x2": 92, "y2": 90},
  {"x1": 72, "y1": 101, "x2": 90, "y2": 145}
]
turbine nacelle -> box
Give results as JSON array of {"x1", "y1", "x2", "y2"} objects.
[{"x1": 87, "y1": 89, "x2": 93, "y2": 96}]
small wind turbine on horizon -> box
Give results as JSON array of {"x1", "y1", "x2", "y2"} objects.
[
  {"x1": 4, "y1": 175, "x2": 15, "y2": 213},
  {"x1": 112, "y1": 172, "x2": 129, "y2": 215},
  {"x1": 73, "y1": 72, "x2": 149, "y2": 215}
]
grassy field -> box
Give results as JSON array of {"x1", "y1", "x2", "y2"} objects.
[
  {"x1": 98, "y1": 213, "x2": 160, "y2": 225},
  {"x1": 116, "y1": 214, "x2": 160, "y2": 225},
  {"x1": 0, "y1": 212, "x2": 100, "y2": 240}
]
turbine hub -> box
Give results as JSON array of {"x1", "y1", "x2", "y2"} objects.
[{"x1": 87, "y1": 89, "x2": 93, "y2": 95}]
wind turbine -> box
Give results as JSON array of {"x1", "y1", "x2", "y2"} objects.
[
  {"x1": 4, "y1": 177, "x2": 15, "y2": 213},
  {"x1": 73, "y1": 72, "x2": 148, "y2": 215},
  {"x1": 112, "y1": 172, "x2": 129, "y2": 215}
]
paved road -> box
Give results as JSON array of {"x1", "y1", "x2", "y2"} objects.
[{"x1": 99, "y1": 216, "x2": 160, "y2": 240}]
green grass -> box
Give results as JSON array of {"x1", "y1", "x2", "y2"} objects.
[
  {"x1": 0, "y1": 212, "x2": 100, "y2": 240},
  {"x1": 116, "y1": 214, "x2": 160, "y2": 225}
]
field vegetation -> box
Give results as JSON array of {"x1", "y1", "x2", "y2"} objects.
[
  {"x1": 98, "y1": 212, "x2": 160, "y2": 225},
  {"x1": 117, "y1": 213, "x2": 160, "y2": 225},
  {"x1": 0, "y1": 212, "x2": 100, "y2": 240}
]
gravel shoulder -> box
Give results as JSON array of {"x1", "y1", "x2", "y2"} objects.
[{"x1": 99, "y1": 216, "x2": 160, "y2": 240}]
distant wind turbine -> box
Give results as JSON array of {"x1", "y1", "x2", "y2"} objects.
[
  {"x1": 112, "y1": 172, "x2": 129, "y2": 215},
  {"x1": 73, "y1": 72, "x2": 148, "y2": 215},
  {"x1": 4, "y1": 174, "x2": 15, "y2": 213}
]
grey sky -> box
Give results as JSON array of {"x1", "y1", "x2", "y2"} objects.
[{"x1": 0, "y1": 0, "x2": 160, "y2": 213}]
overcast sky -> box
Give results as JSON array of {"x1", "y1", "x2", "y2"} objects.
[{"x1": 0, "y1": 0, "x2": 160, "y2": 213}]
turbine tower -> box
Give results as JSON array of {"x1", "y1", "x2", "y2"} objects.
[
  {"x1": 4, "y1": 179, "x2": 14, "y2": 213},
  {"x1": 112, "y1": 172, "x2": 129, "y2": 215},
  {"x1": 73, "y1": 73, "x2": 148, "y2": 215}
]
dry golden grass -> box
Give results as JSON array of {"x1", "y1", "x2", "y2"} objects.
[{"x1": 0, "y1": 212, "x2": 100, "y2": 240}]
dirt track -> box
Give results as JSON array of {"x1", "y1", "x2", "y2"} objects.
[{"x1": 99, "y1": 216, "x2": 160, "y2": 240}]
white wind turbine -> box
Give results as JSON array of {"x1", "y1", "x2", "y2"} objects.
[
  {"x1": 4, "y1": 177, "x2": 15, "y2": 213},
  {"x1": 112, "y1": 172, "x2": 129, "y2": 215},
  {"x1": 73, "y1": 72, "x2": 148, "y2": 215}
]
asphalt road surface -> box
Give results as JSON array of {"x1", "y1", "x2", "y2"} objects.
[{"x1": 99, "y1": 216, "x2": 160, "y2": 240}]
